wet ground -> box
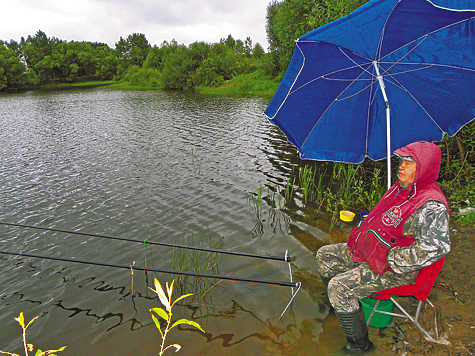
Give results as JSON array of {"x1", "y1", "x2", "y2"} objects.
[{"x1": 347, "y1": 217, "x2": 475, "y2": 356}]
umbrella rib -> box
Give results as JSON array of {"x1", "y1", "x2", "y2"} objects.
[
  {"x1": 375, "y1": 0, "x2": 400, "y2": 64},
  {"x1": 378, "y1": 34, "x2": 429, "y2": 76},
  {"x1": 380, "y1": 61, "x2": 475, "y2": 77},
  {"x1": 383, "y1": 71, "x2": 446, "y2": 134},
  {"x1": 426, "y1": 0, "x2": 475, "y2": 12},
  {"x1": 338, "y1": 47, "x2": 376, "y2": 80},
  {"x1": 289, "y1": 64, "x2": 368, "y2": 95},
  {"x1": 301, "y1": 68, "x2": 371, "y2": 149},
  {"x1": 268, "y1": 43, "x2": 307, "y2": 120},
  {"x1": 379, "y1": 16, "x2": 475, "y2": 64}
]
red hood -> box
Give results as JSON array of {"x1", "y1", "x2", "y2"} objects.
[{"x1": 394, "y1": 141, "x2": 441, "y2": 188}]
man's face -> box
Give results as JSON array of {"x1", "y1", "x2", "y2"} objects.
[{"x1": 398, "y1": 159, "x2": 417, "y2": 186}]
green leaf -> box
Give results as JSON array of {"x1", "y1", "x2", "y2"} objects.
[
  {"x1": 171, "y1": 293, "x2": 192, "y2": 307},
  {"x1": 150, "y1": 315, "x2": 164, "y2": 337},
  {"x1": 170, "y1": 319, "x2": 204, "y2": 333},
  {"x1": 150, "y1": 307, "x2": 169, "y2": 322},
  {"x1": 25, "y1": 316, "x2": 39, "y2": 330},
  {"x1": 35, "y1": 346, "x2": 66, "y2": 356},
  {"x1": 14, "y1": 312, "x2": 25, "y2": 328}
]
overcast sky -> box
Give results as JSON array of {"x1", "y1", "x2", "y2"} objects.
[{"x1": 2, "y1": 0, "x2": 271, "y2": 49}]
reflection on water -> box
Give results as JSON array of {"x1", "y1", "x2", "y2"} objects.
[{"x1": 0, "y1": 89, "x2": 342, "y2": 355}]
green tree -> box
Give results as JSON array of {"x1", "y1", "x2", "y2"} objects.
[
  {"x1": 253, "y1": 43, "x2": 265, "y2": 59},
  {"x1": 34, "y1": 55, "x2": 55, "y2": 83},
  {"x1": 306, "y1": 0, "x2": 369, "y2": 28},
  {"x1": 266, "y1": 0, "x2": 316, "y2": 72},
  {"x1": 115, "y1": 33, "x2": 151, "y2": 74},
  {"x1": 160, "y1": 45, "x2": 195, "y2": 90},
  {"x1": 266, "y1": 0, "x2": 370, "y2": 74},
  {"x1": 95, "y1": 45, "x2": 118, "y2": 80},
  {"x1": 0, "y1": 44, "x2": 26, "y2": 89},
  {"x1": 223, "y1": 34, "x2": 236, "y2": 49},
  {"x1": 23, "y1": 30, "x2": 61, "y2": 68}
]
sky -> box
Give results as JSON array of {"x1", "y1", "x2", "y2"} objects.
[{"x1": 1, "y1": 0, "x2": 271, "y2": 49}]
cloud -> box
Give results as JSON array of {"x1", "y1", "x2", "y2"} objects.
[{"x1": 2, "y1": 0, "x2": 269, "y2": 48}]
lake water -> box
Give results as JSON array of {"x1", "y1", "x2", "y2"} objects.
[{"x1": 0, "y1": 88, "x2": 347, "y2": 355}]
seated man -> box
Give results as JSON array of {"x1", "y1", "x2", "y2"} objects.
[{"x1": 316, "y1": 141, "x2": 450, "y2": 353}]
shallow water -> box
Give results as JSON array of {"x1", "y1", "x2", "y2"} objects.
[{"x1": 0, "y1": 89, "x2": 344, "y2": 355}]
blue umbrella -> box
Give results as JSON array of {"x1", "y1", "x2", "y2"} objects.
[{"x1": 265, "y1": 0, "x2": 475, "y2": 188}]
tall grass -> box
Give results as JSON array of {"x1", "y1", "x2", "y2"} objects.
[
  {"x1": 278, "y1": 162, "x2": 387, "y2": 229},
  {"x1": 299, "y1": 166, "x2": 316, "y2": 204}
]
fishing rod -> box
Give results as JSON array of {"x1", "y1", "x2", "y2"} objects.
[
  {"x1": 0, "y1": 249, "x2": 301, "y2": 319},
  {"x1": 0, "y1": 222, "x2": 291, "y2": 263},
  {"x1": 0, "y1": 250, "x2": 299, "y2": 288}
]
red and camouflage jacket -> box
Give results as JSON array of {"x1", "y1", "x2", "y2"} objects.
[{"x1": 347, "y1": 141, "x2": 449, "y2": 275}]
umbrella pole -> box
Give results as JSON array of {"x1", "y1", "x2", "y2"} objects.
[{"x1": 374, "y1": 62, "x2": 392, "y2": 190}]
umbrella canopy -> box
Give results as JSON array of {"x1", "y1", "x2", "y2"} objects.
[{"x1": 265, "y1": 0, "x2": 475, "y2": 187}]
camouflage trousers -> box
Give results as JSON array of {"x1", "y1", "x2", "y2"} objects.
[{"x1": 315, "y1": 243, "x2": 417, "y2": 313}]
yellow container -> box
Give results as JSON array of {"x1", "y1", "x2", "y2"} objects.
[{"x1": 340, "y1": 210, "x2": 355, "y2": 222}]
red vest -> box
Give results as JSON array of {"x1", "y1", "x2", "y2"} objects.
[{"x1": 347, "y1": 181, "x2": 447, "y2": 275}]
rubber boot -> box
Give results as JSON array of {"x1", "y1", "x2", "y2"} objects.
[{"x1": 335, "y1": 307, "x2": 373, "y2": 354}]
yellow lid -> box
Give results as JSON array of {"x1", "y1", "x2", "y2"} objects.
[{"x1": 340, "y1": 210, "x2": 355, "y2": 222}]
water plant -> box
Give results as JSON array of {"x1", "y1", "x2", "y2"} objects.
[
  {"x1": 333, "y1": 163, "x2": 362, "y2": 206},
  {"x1": 0, "y1": 312, "x2": 66, "y2": 356},
  {"x1": 172, "y1": 230, "x2": 221, "y2": 296},
  {"x1": 324, "y1": 188, "x2": 340, "y2": 231},
  {"x1": 149, "y1": 278, "x2": 204, "y2": 355},
  {"x1": 283, "y1": 177, "x2": 295, "y2": 206},
  {"x1": 249, "y1": 183, "x2": 264, "y2": 217},
  {"x1": 364, "y1": 168, "x2": 385, "y2": 210},
  {"x1": 299, "y1": 165, "x2": 316, "y2": 204}
]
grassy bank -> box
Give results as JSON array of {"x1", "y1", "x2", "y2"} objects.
[{"x1": 196, "y1": 72, "x2": 282, "y2": 98}]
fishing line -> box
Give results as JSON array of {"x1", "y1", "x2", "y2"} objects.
[
  {"x1": 0, "y1": 222, "x2": 291, "y2": 262},
  {"x1": 0, "y1": 250, "x2": 299, "y2": 288}
]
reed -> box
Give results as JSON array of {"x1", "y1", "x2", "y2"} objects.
[
  {"x1": 283, "y1": 177, "x2": 295, "y2": 206},
  {"x1": 333, "y1": 163, "x2": 362, "y2": 205},
  {"x1": 249, "y1": 183, "x2": 264, "y2": 218},
  {"x1": 299, "y1": 165, "x2": 316, "y2": 205},
  {"x1": 172, "y1": 230, "x2": 221, "y2": 296}
]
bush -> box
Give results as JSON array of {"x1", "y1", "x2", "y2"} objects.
[{"x1": 124, "y1": 65, "x2": 161, "y2": 88}]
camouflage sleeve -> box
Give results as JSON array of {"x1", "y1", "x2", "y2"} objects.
[{"x1": 387, "y1": 200, "x2": 450, "y2": 274}]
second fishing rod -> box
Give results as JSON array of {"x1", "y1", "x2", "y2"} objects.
[{"x1": 0, "y1": 222, "x2": 292, "y2": 263}]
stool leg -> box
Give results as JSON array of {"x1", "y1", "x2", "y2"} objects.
[
  {"x1": 366, "y1": 300, "x2": 380, "y2": 326},
  {"x1": 390, "y1": 297, "x2": 435, "y2": 342}
]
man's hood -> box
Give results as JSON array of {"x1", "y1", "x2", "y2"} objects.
[{"x1": 394, "y1": 141, "x2": 441, "y2": 187}]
